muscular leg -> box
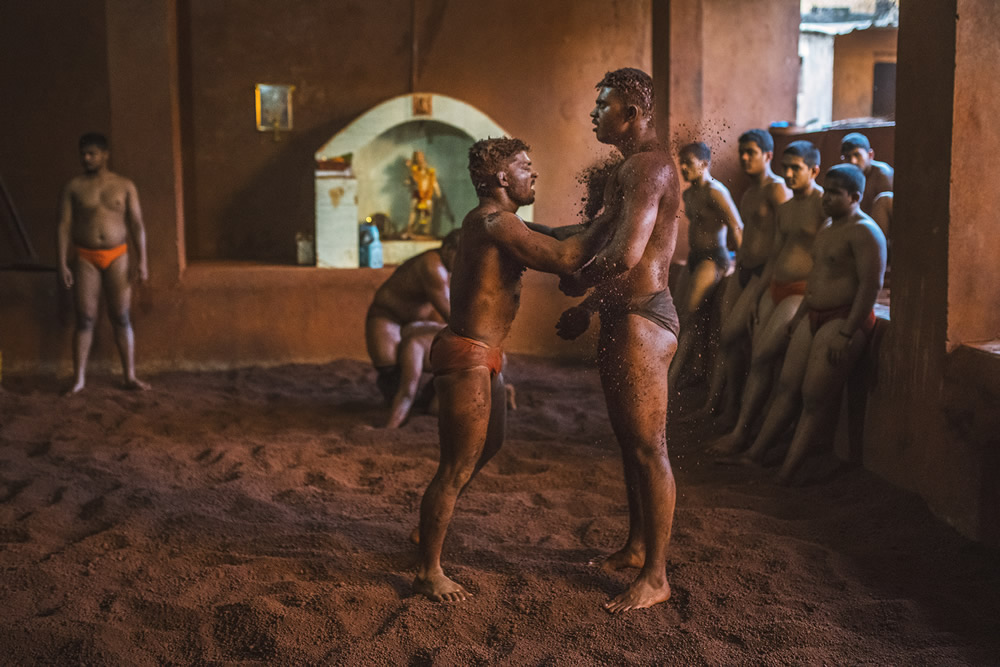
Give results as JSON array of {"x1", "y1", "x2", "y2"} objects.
[
  {"x1": 739, "y1": 317, "x2": 812, "y2": 465},
  {"x1": 599, "y1": 315, "x2": 677, "y2": 613},
  {"x1": 709, "y1": 292, "x2": 801, "y2": 454},
  {"x1": 366, "y1": 313, "x2": 403, "y2": 401},
  {"x1": 104, "y1": 253, "x2": 148, "y2": 390},
  {"x1": 66, "y1": 259, "x2": 102, "y2": 395},
  {"x1": 668, "y1": 260, "x2": 720, "y2": 388},
  {"x1": 414, "y1": 367, "x2": 504, "y2": 601},
  {"x1": 386, "y1": 337, "x2": 429, "y2": 428},
  {"x1": 777, "y1": 319, "x2": 867, "y2": 484}
]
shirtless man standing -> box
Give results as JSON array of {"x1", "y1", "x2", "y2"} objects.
[
  {"x1": 737, "y1": 164, "x2": 886, "y2": 483},
  {"x1": 840, "y1": 132, "x2": 894, "y2": 243},
  {"x1": 413, "y1": 137, "x2": 609, "y2": 603},
  {"x1": 690, "y1": 130, "x2": 791, "y2": 421},
  {"x1": 710, "y1": 140, "x2": 826, "y2": 455},
  {"x1": 57, "y1": 133, "x2": 149, "y2": 395},
  {"x1": 556, "y1": 68, "x2": 681, "y2": 613},
  {"x1": 668, "y1": 141, "x2": 742, "y2": 388},
  {"x1": 839, "y1": 132, "x2": 893, "y2": 215},
  {"x1": 365, "y1": 229, "x2": 460, "y2": 401}
]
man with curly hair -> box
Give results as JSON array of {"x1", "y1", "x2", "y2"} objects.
[
  {"x1": 413, "y1": 136, "x2": 610, "y2": 602},
  {"x1": 555, "y1": 67, "x2": 682, "y2": 613}
]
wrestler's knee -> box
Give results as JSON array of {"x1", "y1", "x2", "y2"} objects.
[
  {"x1": 109, "y1": 309, "x2": 132, "y2": 330},
  {"x1": 75, "y1": 311, "x2": 96, "y2": 331}
]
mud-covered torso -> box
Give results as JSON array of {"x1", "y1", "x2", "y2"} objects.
[
  {"x1": 592, "y1": 150, "x2": 680, "y2": 309},
  {"x1": 70, "y1": 173, "x2": 131, "y2": 249},
  {"x1": 447, "y1": 208, "x2": 527, "y2": 347}
]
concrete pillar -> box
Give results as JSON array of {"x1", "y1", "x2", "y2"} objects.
[
  {"x1": 867, "y1": 0, "x2": 1000, "y2": 542},
  {"x1": 105, "y1": 0, "x2": 186, "y2": 282}
]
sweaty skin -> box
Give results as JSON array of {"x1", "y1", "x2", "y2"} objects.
[
  {"x1": 557, "y1": 81, "x2": 681, "y2": 614},
  {"x1": 709, "y1": 152, "x2": 826, "y2": 457},
  {"x1": 56, "y1": 142, "x2": 149, "y2": 395},
  {"x1": 737, "y1": 174, "x2": 886, "y2": 483},
  {"x1": 414, "y1": 148, "x2": 609, "y2": 603}
]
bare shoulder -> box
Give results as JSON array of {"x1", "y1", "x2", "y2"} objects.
[
  {"x1": 708, "y1": 179, "x2": 734, "y2": 200},
  {"x1": 851, "y1": 212, "x2": 885, "y2": 243},
  {"x1": 764, "y1": 178, "x2": 790, "y2": 204},
  {"x1": 620, "y1": 150, "x2": 675, "y2": 187},
  {"x1": 872, "y1": 160, "x2": 894, "y2": 177},
  {"x1": 482, "y1": 209, "x2": 524, "y2": 233},
  {"x1": 113, "y1": 173, "x2": 138, "y2": 193}
]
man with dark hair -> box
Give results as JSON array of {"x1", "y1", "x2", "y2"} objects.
[
  {"x1": 555, "y1": 68, "x2": 682, "y2": 613},
  {"x1": 413, "y1": 137, "x2": 608, "y2": 603},
  {"x1": 57, "y1": 132, "x2": 149, "y2": 394},
  {"x1": 365, "y1": 229, "x2": 461, "y2": 402},
  {"x1": 668, "y1": 141, "x2": 742, "y2": 388},
  {"x1": 689, "y1": 129, "x2": 791, "y2": 421},
  {"x1": 839, "y1": 132, "x2": 893, "y2": 216},
  {"x1": 736, "y1": 164, "x2": 886, "y2": 483},
  {"x1": 710, "y1": 140, "x2": 827, "y2": 456}
]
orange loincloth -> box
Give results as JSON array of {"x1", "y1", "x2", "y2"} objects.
[
  {"x1": 430, "y1": 327, "x2": 503, "y2": 377},
  {"x1": 770, "y1": 279, "x2": 808, "y2": 305},
  {"x1": 76, "y1": 244, "x2": 127, "y2": 271}
]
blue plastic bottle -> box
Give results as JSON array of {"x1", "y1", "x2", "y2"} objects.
[{"x1": 359, "y1": 221, "x2": 383, "y2": 268}]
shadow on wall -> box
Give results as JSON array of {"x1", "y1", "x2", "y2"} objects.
[{"x1": 209, "y1": 118, "x2": 358, "y2": 265}]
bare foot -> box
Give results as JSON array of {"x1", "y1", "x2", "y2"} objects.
[
  {"x1": 63, "y1": 379, "x2": 86, "y2": 396},
  {"x1": 413, "y1": 572, "x2": 472, "y2": 602},
  {"x1": 409, "y1": 526, "x2": 420, "y2": 545},
  {"x1": 707, "y1": 431, "x2": 745, "y2": 456},
  {"x1": 589, "y1": 546, "x2": 644, "y2": 572},
  {"x1": 123, "y1": 378, "x2": 151, "y2": 391},
  {"x1": 604, "y1": 575, "x2": 671, "y2": 614}
]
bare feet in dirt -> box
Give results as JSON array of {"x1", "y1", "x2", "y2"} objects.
[
  {"x1": 589, "y1": 545, "x2": 644, "y2": 572},
  {"x1": 124, "y1": 377, "x2": 152, "y2": 391},
  {"x1": 63, "y1": 380, "x2": 86, "y2": 396},
  {"x1": 413, "y1": 571, "x2": 472, "y2": 602},
  {"x1": 604, "y1": 575, "x2": 671, "y2": 614}
]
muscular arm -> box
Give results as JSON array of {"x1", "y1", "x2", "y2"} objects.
[
  {"x1": 711, "y1": 185, "x2": 743, "y2": 250},
  {"x1": 125, "y1": 181, "x2": 149, "y2": 281},
  {"x1": 56, "y1": 184, "x2": 73, "y2": 288},
  {"x1": 840, "y1": 222, "x2": 887, "y2": 336},
  {"x1": 575, "y1": 155, "x2": 668, "y2": 287},
  {"x1": 524, "y1": 221, "x2": 589, "y2": 240},
  {"x1": 486, "y1": 213, "x2": 604, "y2": 275}
]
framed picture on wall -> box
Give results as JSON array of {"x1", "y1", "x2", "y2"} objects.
[{"x1": 255, "y1": 84, "x2": 295, "y2": 131}]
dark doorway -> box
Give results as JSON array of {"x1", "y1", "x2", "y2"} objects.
[{"x1": 872, "y1": 62, "x2": 897, "y2": 118}]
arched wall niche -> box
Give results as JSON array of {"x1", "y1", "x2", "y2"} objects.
[{"x1": 314, "y1": 93, "x2": 531, "y2": 267}]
